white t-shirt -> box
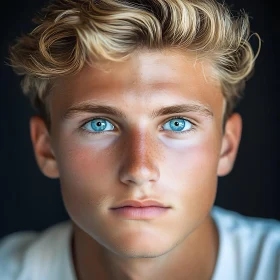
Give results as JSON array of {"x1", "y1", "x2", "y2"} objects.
[{"x1": 0, "y1": 206, "x2": 280, "y2": 280}]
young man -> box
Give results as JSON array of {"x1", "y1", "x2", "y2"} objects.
[{"x1": 1, "y1": 0, "x2": 279, "y2": 279}]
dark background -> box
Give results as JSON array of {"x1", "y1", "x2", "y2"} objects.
[{"x1": 0, "y1": 0, "x2": 279, "y2": 239}]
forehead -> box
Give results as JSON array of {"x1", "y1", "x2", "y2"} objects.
[{"x1": 50, "y1": 49, "x2": 224, "y2": 116}]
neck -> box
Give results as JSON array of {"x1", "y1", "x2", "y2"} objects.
[{"x1": 71, "y1": 215, "x2": 219, "y2": 280}]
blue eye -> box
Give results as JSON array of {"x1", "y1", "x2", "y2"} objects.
[
  {"x1": 83, "y1": 119, "x2": 114, "y2": 132},
  {"x1": 162, "y1": 118, "x2": 192, "y2": 133},
  {"x1": 82, "y1": 117, "x2": 193, "y2": 134}
]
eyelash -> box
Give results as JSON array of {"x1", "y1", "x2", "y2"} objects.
[{"x1": 80, "y1": 116, "x2": 196, "y2": 136}]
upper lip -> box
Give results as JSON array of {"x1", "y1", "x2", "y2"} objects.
[{"x1": 111, "y1": 200, "x2": 169, "y2": 209}]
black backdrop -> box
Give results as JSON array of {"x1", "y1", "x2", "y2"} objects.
[{"x1": 1, "y1": 0, "x2": 279, "y2": 239}]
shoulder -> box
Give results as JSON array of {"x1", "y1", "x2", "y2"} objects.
[
  {"x1": 0, "y1": 221, "x2": 73, "y2": 280},
  {"x1": 211, "y1": 206, "x2": 280, "y2": 280},
  {"x1": 0, "y1": 231, "x2": 37, "y2": 279},
  {"x1": 212, "y1": 206, "x2": 280, "y2": 235}
]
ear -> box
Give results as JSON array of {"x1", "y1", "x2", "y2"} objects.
[
  {"x1": 217, "y1": 113, "x2": 242, "y2": 176},
  {"x1": 30, "y1": 116, "x2": 59, "y2": 179}
]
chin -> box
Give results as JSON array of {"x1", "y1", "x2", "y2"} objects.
[
  {"x1": 103, "y1": 230, "x2": 177, "y2": 258},
  {"x1": 111, "y1": 242, "x2": 173, "y2": 259}
]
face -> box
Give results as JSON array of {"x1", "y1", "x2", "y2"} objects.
[{"x1": 32, "y1": 49, "x2": 240, "y2": 258}]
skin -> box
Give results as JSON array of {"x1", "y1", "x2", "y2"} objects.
[{"x1": 30, "y1": 49, "x2": 242, "y2": 280}]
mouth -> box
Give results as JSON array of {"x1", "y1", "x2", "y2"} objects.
[{"x1": 110, "y1": 200, "x2": 171, "y2": 219}]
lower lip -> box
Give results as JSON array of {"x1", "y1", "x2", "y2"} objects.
[{"x1": 110, "y1": 206, "x2": 170, "y2": 219}]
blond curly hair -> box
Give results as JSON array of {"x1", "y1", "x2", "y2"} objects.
[{"x1": 9, "y1": 0, "x2": 260, "y2": 128}]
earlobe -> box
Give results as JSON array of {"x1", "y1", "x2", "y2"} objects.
[
  {"x1": 217, "y1": 113, "x2": 242, "y2": 176},
  {"x1": 30, "y1": 116, "x2": 59, "y2": 179}
]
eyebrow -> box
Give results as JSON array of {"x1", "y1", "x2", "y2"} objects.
[{"x1": 63, "y1": 102, "x2": 213, "y2": 120}]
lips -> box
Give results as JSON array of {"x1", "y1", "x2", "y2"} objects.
[
  {"x1": 110, "y1": 200, "x2": 170, "y2": 219},
  {"x1": 111, "y1": 200, "x2": 169, "y2": 209}
]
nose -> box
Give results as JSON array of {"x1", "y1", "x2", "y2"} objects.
[{"x1": 119, "y1": 129, "x2": 160, "y2": 187}]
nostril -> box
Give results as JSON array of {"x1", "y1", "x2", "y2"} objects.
[{"x1": 119, "y1": 164, "x2": 160, "y2": 186}]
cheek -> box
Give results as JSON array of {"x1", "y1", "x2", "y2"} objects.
[
  {"x1": 165, "y1": 132, "x2": 221, "y2": 214},
  {"x1": 55, "y1": 141, "x2": 116, "y2": 222},
  {"x1": 166, "y1": 130, "x2": 220, "y2": 179}
]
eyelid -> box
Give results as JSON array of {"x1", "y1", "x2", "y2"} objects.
[
  {"x1": 81, "y1": 116, "x2": 117, "y2": 128},
  {"x1": 162, "y1": 115, "x2": 194, "y2": 124}
]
